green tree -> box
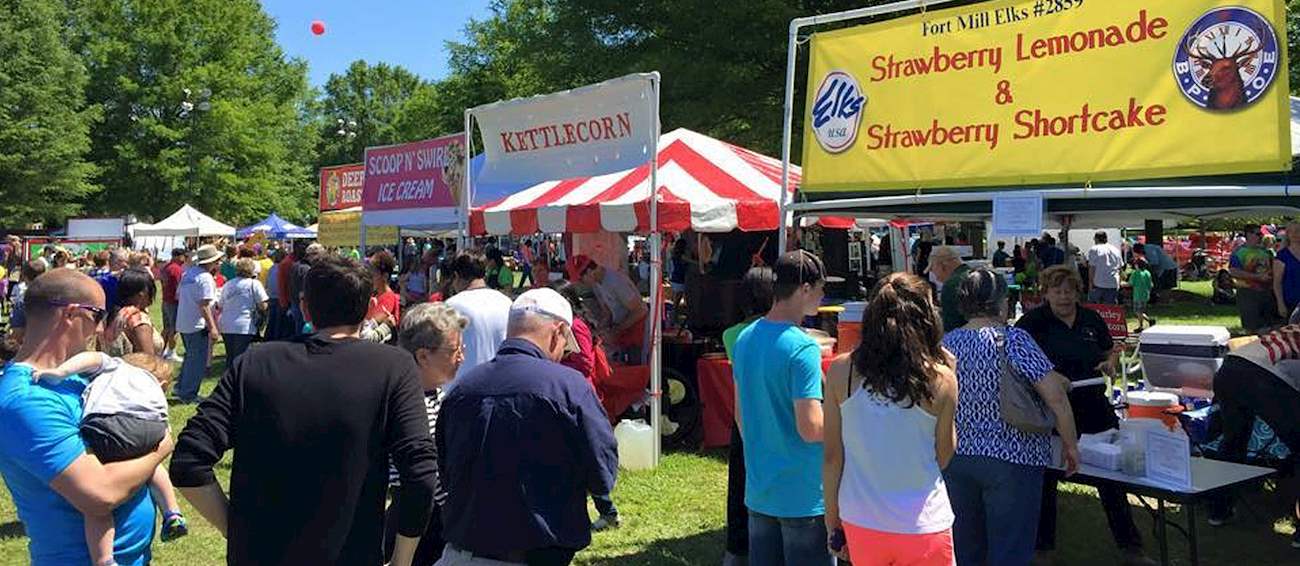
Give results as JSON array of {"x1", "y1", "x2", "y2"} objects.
[
  {"x1": 70, "y1": 0, "x2": 318, "y2": 225},
  {"x1": 315, "y1": 61, "x2": 432, "y2": 168},
  {"x1": 0, "y1": 0, "x2": 98, "y2": 225}
]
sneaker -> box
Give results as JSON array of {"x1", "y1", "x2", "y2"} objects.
[
  {"x1": 160, "y1": 512, "x2": 188, "y2": 542},
  {"x1": 1291, "y1": 528, "x2": 1299, "y2": 549},
  {"x1": 165, "y1": 352, "x2": 183, "y2": 363},
  {"x1": 591, "y1": 514, "x2": 621, "y2": 531}
]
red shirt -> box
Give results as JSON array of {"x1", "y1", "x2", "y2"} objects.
[
  {"x1": 368, "y1": 290, "x2": 401, "y2": 325},
  {"x1": 561, "y1": 316, "x2": 597, "y2": 393},
  {"x1": 162, "y1": 260, "x2": 184, "y2": 304}
]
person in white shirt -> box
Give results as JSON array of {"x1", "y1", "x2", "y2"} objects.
[
  {"x1": 445, "y1": 252, "x2": 513, "y2": 379},
  {"x1": 824, "y1": 272, "x2": 958, "y2": 566},
  {"x1": 175, "y1": 244, "x2": 222, "y2": 403},
  {"x1": 217, "y1": 258, "x2": 269, "y2": 368},
  {"x1": 1085, "y1": 231, "x2": 1124, "y2": 305}
]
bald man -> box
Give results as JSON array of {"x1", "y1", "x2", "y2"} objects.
[{"x1": 0, "y1": 268, "x2": 173, "y2": 565}]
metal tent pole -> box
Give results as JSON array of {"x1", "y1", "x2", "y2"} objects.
[
  {"x1": 778, "y1": 0, "x2": 965, "y2": 253},
  {"x1": 647, "y1": 72, "x2": 663, "y2": 468}
]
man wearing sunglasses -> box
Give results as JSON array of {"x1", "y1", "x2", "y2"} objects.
[{"x1": 0, "y1": 268, "x2": 173, "y2": 566}]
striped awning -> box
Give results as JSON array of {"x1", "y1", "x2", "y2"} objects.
[{"x1": 470, "y1": 128, "x2": 801, "y2": 235}]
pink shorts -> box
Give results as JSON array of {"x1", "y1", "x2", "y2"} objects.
[{"x1": 843, "y1": 521, "x2": 955, "y2": 566}]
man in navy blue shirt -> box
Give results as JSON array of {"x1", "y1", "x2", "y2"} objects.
[{"x1": 437, "y1": 288, "x2": 618, "y2": 565}]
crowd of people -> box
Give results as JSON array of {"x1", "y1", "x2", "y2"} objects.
[
  {"x1": 723, "y1": 250, "x2": 1171, "y2": 566},
  {"x1": 2, "y1": 222, "x2": 1299, "y2": 566},
  {"x1": 0, "y1": 234, "x2": 652, "y2": 566}
]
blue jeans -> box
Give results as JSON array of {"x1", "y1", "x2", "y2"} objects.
[
  {"x1": 1088, "y1": 287, "x2": 1119, "y2": 305},
  {"x1": 943, "y1": 454, "x2": 1045, "y2": 566},
  {"x1": 177, "y1": 331, "x2": 210, "y2": 401},
  {"x1": 747, "y1": 511, "x2": 833, "y2": 566},
  {"x1": 288, "y1": 305, "x2": 306, "y2": 337}
]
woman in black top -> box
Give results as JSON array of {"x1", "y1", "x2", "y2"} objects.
[{"x1": 1016, "y1": 266, "x2": 1153, "y2": 565}]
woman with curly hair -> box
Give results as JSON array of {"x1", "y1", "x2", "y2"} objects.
[{"x1": 823, "y1": 272, "x2": 958, "y2": 565}]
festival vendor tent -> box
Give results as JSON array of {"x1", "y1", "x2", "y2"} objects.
[
  {"x1": 236, "y1": 213, "x2": 316, "y2": 240},
  {"x1": 470, "y1": 128, "x2": 799, "y2": 235},
  {"x1": 131, "y1": 204, "x2": 236, "y2": 257},
  {"x1": 132, "y1": 204, "x2": 236, "y2": 238}
]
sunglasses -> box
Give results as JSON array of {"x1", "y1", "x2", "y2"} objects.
[{"x1": 47, "y1": 300, "x2": 107, "y2": 324}]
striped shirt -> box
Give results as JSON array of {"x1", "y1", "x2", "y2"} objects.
[
  {"x1": 390, "y1": 390, "x2": 445, "y2": 505},
  {"x1": 1229, "y1": 325, "x2": 1300, "y2": 390}
]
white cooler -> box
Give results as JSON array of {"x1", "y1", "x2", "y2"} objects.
[{"x1": 1138, "y1": 325, "x2": 1229, "y2": 392}]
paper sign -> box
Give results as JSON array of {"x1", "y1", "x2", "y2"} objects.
[
  {"x1": 1145, "y1": 428, "x2": 1193, "y2": 490},
  {"x1": 992, "y1": 192, "x2": 1043, "y2": 237}
]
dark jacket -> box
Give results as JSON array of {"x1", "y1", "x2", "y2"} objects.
[{"x1": 438, "y1": 338, "x2": 618, "y2": 554}]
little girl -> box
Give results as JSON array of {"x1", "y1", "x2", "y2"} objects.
[{"x1": 34, "y1": 352, "x2": 188, "y2": 566}]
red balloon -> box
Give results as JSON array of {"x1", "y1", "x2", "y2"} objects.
[{"x1": 310, "y1": 20, "x2": 325, "y2": 35}]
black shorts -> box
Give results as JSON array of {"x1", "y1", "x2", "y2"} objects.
[{"x1": 81, "y1": 414, "x2": 167, "y2": 463}]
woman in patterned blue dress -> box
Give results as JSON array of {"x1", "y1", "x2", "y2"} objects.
[{"x1": 940, "y1": 268, "x2": 1079, "y2": 566}]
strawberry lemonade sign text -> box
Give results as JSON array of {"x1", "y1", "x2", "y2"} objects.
[{"x1": 803, "y1": 0, "x2": 1289, "y2": 192}]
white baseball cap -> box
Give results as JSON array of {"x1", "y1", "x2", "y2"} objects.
[{"x1": 511, "y1": 288, "x2": 579, "y2": 353}]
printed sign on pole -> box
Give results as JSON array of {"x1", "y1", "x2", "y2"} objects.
[
  {"x1": 801, "y1": 0, "x2": 1290, "y2": 193},
  {"x1": 319, "y1": 164, "x2": 365, "y2": 213},
  {"x1": 472, "y1": 73, "x2": 658, "y2": 188}
]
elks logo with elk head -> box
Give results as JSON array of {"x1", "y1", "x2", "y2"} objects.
[{"x1": 1173, "y1": 7, "x2": 1280, "y2": 111}]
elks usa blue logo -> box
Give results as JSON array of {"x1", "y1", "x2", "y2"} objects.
[
  {"x1": 1173, "y1": 7, "x2": 1279, "y2": 111},
  {"x1": 811, "y1": 70, "x2": 866, "y2": 153}
]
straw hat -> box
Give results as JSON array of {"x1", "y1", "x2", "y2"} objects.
[{"x1": 192, "y1": 244, "x2": 224, "y2": 265}]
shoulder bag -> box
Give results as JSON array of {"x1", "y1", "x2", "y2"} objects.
[{"x1": 995, "y1": 327, "x2": 1055, "y2": 435}]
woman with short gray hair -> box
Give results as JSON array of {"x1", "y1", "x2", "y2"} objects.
[{"x1": 384, "y1": 302, "x2": 467, "y2": 566}]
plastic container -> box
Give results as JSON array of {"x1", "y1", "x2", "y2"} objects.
[
  {"x1": 1126, "y1": 391, "x2": 1182, "y2": 430},
  {"x1": 614, "y1": 419, "x2": 655, "y2": 471},
  {"x1": 1081, "y1": 442, "x2": 1123, "y2": 471},
  {"x1": 836, "y1": 302, "x2": 866, "y2": 353},
  {"x1": 1138, "y1": 325, "x2": 1229, "y2": 392}
]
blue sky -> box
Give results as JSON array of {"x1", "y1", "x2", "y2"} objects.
[{"x1": 262, "y1": 0, "x2": 496, "y2": 87}]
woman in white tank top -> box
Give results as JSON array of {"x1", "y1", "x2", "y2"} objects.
[{"x1": 824, "y1": 273, "x2": 959, "y2": 566}]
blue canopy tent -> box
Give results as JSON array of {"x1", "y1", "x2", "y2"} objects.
[{"x1": 236, "y1": 213, "x2": 316, "y2": 240}]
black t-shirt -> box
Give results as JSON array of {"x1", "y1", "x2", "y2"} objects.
[
  {"x1": 1016, "y1": 304, "x2": 1118, "y2": 433},
  {"x1": 170, "y1": 336, "x2": 438, "y2": 565}
]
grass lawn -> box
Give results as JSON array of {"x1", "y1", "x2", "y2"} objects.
[{"x1": 1, "y1": 282, "x2": 1296, "y2": 564}]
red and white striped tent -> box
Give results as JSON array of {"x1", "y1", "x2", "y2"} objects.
[{"x1": 469, "y1": 128, "x2": 802, "y2": 236}]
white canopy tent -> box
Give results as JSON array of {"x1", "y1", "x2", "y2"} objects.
[
  {"x1": 132, "y1": 204, "x2": 236, "y2": 237},
  {"x1": 130, "y1": 204, "x2": 236, "y2": 259}
]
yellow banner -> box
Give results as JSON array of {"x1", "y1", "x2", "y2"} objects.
[
  {"x1": 318, "y1": 209, "x2": 398, "y2": 248},
  {"x1": 802, "y1": 0, "x2": 1290, "y2": 193}
]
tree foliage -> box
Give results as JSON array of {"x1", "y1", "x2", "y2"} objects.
[
  {"x1": 68, "y1": 0, "x2": 318, "y2": 225},
  {"x1": 314, "y1": 61, "x2": 435, "y2": 169},
  {"x1": 0, "y1": 0, "x2": 98, "y2": 225}
]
